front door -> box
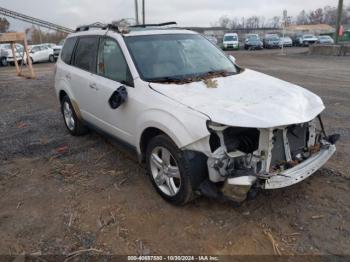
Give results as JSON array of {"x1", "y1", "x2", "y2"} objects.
[{"x1": 90, "y1": 36, "x2": 137, "y2": 144}]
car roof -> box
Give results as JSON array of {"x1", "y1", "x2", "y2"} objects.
[{"x1": 67, "y1": 28, "x2": 198, "y2": 39}]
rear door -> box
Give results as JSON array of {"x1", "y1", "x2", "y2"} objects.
[
  {"x1": 69, "y1": 36, "x2": 100, "y2": 125},
  {"x1": 55, "y1": 36, "x2": 78, "y2": 100},
  {"x1": 36, "y1": 46, "x2": 46, "y2": 61}
]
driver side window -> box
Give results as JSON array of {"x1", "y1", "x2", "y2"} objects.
[{"x1": 97, "y1": 38, "x2": 133, "y2": 86}]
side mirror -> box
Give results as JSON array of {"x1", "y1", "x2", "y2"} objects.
[
  {"x1": 109, "y1": 86, "x2": 128, "y2": 109},
  {"x1": 228, "y1": 55, "x2": 236, "y2": 64}
]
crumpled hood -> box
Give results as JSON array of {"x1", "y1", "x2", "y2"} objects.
[{"x1": 150, "y1": 69, "x2": 325, "y2": 128}]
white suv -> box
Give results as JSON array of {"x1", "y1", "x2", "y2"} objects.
[{"x1": 54, "y1": 24, "x2": 339, "y2": 205}]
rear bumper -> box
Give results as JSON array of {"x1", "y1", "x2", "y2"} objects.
[
  {"x1": 7, "y1": 57, "x2": 22, "y2": 62},
  {"x1": 264, "y1": 144, "x2": 336, "y2": 189}
]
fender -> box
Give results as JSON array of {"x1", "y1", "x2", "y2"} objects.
[
  {"x1": 55, "y1": 77, "x2": 83, "y2": 120},
  {"x1": 136, "y1": 108, "x2": 210, "y2": 154}
]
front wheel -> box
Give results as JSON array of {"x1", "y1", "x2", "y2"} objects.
[
  {"x1": 1, "y1": 57, "x2": 7, "y2": 67},
  {"x1": 146, "y1": 135, "x2": 207, "y2": 205}
]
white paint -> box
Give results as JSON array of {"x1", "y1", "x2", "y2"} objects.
[
  {"x1": 264, "y1": 145, "x2": 336, "y2": 189},
  {"x1": 151, "y1": 69, "x2": 325, "y2": 128}
]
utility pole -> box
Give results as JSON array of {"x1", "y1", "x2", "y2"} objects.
[
  {"x1": 142, "y1": 0, "x2": 146, "y2": 25},
  {"x1": 134, "y1": 0, "x2": 139, "y2": 25},
  {"x1": 335, "y1": 0, "x2": 343, "y2": 44},
  {"x1": 38, "y1": 26, "x2": 42, "y2": 44}
]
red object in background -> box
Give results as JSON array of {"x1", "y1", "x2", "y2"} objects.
[{"x1": 339, "y1": 25, "x2": 344, "y2": 36}]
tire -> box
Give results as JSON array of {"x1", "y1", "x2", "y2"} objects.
[
  {"x1": 61, "y1": 95, "x2": 88, "y2": 136},
  {"x1": 49, "y1": 55, "x2": 55, "y2": 63},
  {"x1": 146, "y1": 135, "x2": 207, "y2": 205},
  {"x1": 1, "y1": 57, "x2": 7, "y2": 67}
]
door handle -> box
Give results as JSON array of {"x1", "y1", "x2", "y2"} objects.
[{"x1": 89, "y1": 83, "x2": 98, "y2": 90}]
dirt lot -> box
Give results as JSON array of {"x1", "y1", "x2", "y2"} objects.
[{"x1": 0, "y1": 48, "x2": 349, "y2": 257}]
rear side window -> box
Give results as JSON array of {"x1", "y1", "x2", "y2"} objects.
[
  {"x1": 61, "y1": 37, "x2": 77, "y2": 64},
  {"x1": 73, "y1": 36, "x2": 99, "y2": 73}
]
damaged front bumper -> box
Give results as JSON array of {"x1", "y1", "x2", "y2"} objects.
[
  {"x1": 264, "y1": 144, "x2": 336, "y2": 189},
  {"x1": 204, "y1": 118, "x2": 339, "y2": 200}
]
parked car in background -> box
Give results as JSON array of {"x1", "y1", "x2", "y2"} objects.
[
  {"x1": 42, "y1": 43, "x2": 57, "y2": 49},
  {"x1": 28, "y1": 45, "x2": 55, "y2": 64},
  {"x1": 297, "y1": 34, "x2": 318, "y2": 46},
  {"x1": 53, "y1": 39, "x2": 65, "y2": 61},
  {"x1": 7, "y1": 44, "x2": 26, "y2": 65},
  {"x1": 55, "y1": 25, "x2": 338, "y2": 205},
  {"x1": 317, "y1": 35, "x2": 335, "y2": 45},
  {"x1": 263, "y1": 34, "x2": 280, "y2": 49},
  {"x1": 244, "y1": 34, "x2": 263, "y2": 50},
  {"x1": 222, "y1": 33, "x2": 239, "y2": 50},
  {"x1": 0, "y1": 44, "x2": 25, "y2": 66},
  {"x1": 0, "y1": 44, "x2": 10, "y2": 66},
  {"x1": 205, "y1": 35, "x2": 218, "y2": 45},
  {"x1": 279, "y1": 36, "x2": 293, "y2": 47},
  {"x1": 292, "y1": 34, "x2": 302, "y2": 46}
]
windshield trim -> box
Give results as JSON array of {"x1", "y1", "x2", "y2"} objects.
[{"x1": 124, "y1": 33, "x2": 241, "y2": 84}]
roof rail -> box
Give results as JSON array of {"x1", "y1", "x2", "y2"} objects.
[
  {"x1": 130, "y1": 22, "x2": 177, "y2": 28},
  {"x1": 75, "y1": 23, "x2": 120, "y2": 33}
]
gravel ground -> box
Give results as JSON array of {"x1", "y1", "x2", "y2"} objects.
[{"x1": 0, "y1": 48, "x2": 349, "y2": 257}]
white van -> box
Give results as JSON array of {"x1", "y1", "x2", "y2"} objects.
[{"x1": 223, "y1": 33, "x2": 239, "y2": 50}]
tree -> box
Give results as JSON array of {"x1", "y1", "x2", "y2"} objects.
[
  {"x1": 270, "y1": 16, "x2": 281, "y2": 28},
  {"x1": 0, "y1": 17, "x2": 10, "y2": 33},
  {"x1": 26, "y1": 26, "x2": 67, "y2": 44},
  {"x1": 218, "y1": 15, "x2": 231, "y2": 28},
  {"x1": 297, "y1": 10, "x2": 309, "y2": 25},
  {"x1": 308, "y1": 8, "x2": 324, "y2": 24}
]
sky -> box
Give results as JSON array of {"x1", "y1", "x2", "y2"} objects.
[{"x1": 0, "y1": 0, "x2": 348, "y2": 31}]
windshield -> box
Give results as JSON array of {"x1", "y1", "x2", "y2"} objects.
[
  {"x1": 304, "y1": 35, "x2": 315, "y2": 39},
  {"x1": 125, "y1": 34, "x2": 237, "y2": 82},
  {"x1": 1, "y1": 44, "x2": 11, "y2": 49},
  {"x1": 247, "y1": 35, "x2": 258, "y2": 40},
  {"x1": 224, "y1": 35, "x2": 237, "y2": 41}
]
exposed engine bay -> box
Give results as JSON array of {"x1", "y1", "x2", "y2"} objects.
[{"x1": 206, "y1": 117, "x2": 339, "y2": 201}]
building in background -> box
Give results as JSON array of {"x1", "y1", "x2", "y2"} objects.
[{"x1": 285, "y1": 24, "x2": 335, "y2": 36}]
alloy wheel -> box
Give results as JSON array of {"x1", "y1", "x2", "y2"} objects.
[
  {"x1": 63, "y1": 101, "x2": 75, "y2": 131},
  {"x1": 150, "y1": 146, "x2": 181, "y2": 196}
]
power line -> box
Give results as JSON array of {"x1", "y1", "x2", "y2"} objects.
[{"x1": 0, "y1": 6, "x2": 73, "y2": 33}]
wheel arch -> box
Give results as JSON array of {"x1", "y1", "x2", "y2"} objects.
[
  {"x1": 56, "y1": 86, "x2": 82, "y2": 120},
  {"x1": 136, "y1": 110, "x2": 210, "y2": 162}
]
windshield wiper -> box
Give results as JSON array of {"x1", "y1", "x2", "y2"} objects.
[
  {"x1": 198, "y1": 70, "x2": 235, "y2": 78},
  {"x1": 148, "y1": 76, "x2": 184, "y2": 83},
  {"x1": 148, "y1": 70, "x2": 235, "y2": 84}
]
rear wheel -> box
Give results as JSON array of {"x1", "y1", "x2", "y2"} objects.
[
  {"x1": 61, "y1": 95, "x2": 88, "y2": 136},
  {"x1": 49, "y1": 55, "x2": 55, "y2": 63}
]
